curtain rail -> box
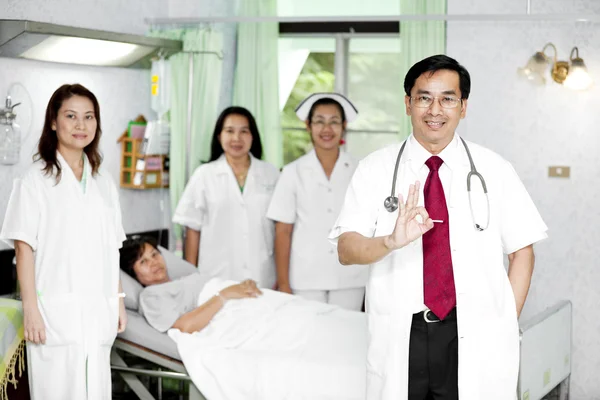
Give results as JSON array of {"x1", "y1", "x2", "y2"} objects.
[{"x1": 146, "y1": 14, "x2": 599, "y2": 25}]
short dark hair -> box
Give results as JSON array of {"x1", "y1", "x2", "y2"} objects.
[
  {"x1": 307, "y1": 98, "x2": 346, "y2": 123},
  {"x1": 209, "y1": 106, "x2": 263, "y2": 162},
  {"x1": 35, "y1": 84, "x2": 103, "y2": 183},
  {"x1": 403, "y1": 55, "x2": 471, "y2": 99},
  {"x1": 119, "y1": 236, "x2": 159, "y2": 282}
]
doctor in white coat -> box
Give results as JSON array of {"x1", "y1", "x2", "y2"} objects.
[
  {"x1": 267, "y1": 93, "x2": 368, "y2": 310},
  {"x1": 0, "y1": 84, "x2": 127, "y2": 400},
  {"x1": 330, "y1": 55, "x2": 548, "y2": 399},
  {"x1": 173, "y1": 106, "x2": 279, "y2": 288}
]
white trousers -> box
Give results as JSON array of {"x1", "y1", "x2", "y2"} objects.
[{"x1": 294, "y1": 287, "x2": 365, "y2": 311}]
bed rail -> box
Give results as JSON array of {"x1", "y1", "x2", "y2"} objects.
[
  {"x1": 111, "y1": 338, "x2": 206, "y2": 400},
  {"x1": 518, "y1": 300, "x2": 571, "y2": 400}
]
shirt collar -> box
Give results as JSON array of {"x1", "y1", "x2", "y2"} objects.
[
  {"x1": 82, "y1": 153, "x2": 91, "y2": 178},
  {"x1": 56, "y1": 151, "x2": 92, "y2": 180},
  {"x1": 216, "y1": 153, "x2": 256, "y2": 176},
  {"x1": 406, "y1": 133, "x2": 464, "y2": 172},
  {"x1": 306, "y1": 148, "x2": 353, "y2": 174},
  {"x1": 215, "y1": 153, "x2": 228, "y2": 173}
]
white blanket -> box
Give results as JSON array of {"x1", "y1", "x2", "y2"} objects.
[{"x1": 168, "y1": 278, "x2": 367, "y2": 400}]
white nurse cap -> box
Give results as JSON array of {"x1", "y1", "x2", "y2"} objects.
[{"x1": 294, "y1": 92, "x2": 359, "y2": 123}]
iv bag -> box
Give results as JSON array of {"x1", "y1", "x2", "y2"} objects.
[
  {"x1": 141, "y1": 120, "x2": 170, "y2": 156},
  {"x1": 151, "y1": 58, "x2": 171, "y2": 119},
  {"x1": 0, "y1": 121, "x2": 21, "y2": 165}
]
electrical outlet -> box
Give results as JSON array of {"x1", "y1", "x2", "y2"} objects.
[{"x1": 548, "y1": 166, "x2": 570, "y2": 178}]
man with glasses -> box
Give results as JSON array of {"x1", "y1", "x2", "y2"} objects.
[{"x1": 329, "y1": 55, "x2": 547, "y2": 399}]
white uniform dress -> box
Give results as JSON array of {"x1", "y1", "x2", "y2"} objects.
[
  {"x1": 0, "y1": 153, "x2": 126, "y2": 400},
  {"x1": 267, "y1": 150, "x2": 368, "y2": 310},
  {"x1": 173, "y1": 154, "x2": 279, "y2": 289},
  {"x1": 329, "y1": 134, "x2": 548, "y2": 400}
]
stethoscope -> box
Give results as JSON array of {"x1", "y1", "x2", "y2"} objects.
[{"x1": 383, "y1": 137, "x2": 490, "y2": 231}]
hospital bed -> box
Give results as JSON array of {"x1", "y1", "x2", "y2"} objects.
[
  {"x1": 518, "y1": 300, "x2": 572, "y2": 400},
  {"x1": 111, "y1": 316, "x2": 205, "y2": 400},
  {"x1": 110, "y1": 246, "x2": 206, "y2": 400},
  {"x1": 111, "y1": 246, "x2": 572, "y2": 400}
]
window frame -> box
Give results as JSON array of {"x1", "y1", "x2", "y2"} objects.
[{"x1": 279, "y1": 21, "x2": 401, "y2": 136}]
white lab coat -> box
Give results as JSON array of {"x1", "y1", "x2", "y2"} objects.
[
  {"x1": 267, "y1": 149, "x2": 368, "y2": 290},
  {"x1": 173, "y1": 154, "x2": 279, "y2": 288},
  {"x1": 329, "y1": 134, "x2": 548, "y2": 400},
  {"x1": 0, "y1": 153, "x2": 126, "y2": 400}
]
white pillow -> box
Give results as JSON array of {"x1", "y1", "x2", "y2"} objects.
[
  {"x1": 160, "y1": 246, "x2": 198, "y2": 279},
  {"x1": 121, "y1": 271, "x2": 143, "y2": 310},
  {"x1": 121, "y1": 245, "x2": 197, "y2": 311}
]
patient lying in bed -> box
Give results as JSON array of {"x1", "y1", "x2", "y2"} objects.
[
  {"x1": 119, "y1": 237, "x2": 263, "y2": 333},
  {"x1": 120, "y1": 237, "x2": 368, "y2": 400}
]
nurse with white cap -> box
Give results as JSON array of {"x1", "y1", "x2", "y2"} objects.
[{"x1": 267, "y1": 93, "x2": 368, "y2": 310}]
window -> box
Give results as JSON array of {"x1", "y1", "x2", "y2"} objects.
[
  {"x1": 345, "y1": 37, "x2": 402, "y2": 158},
  {"x1": 279, "y1": 33, "x2": 403, "y2": 163},
  {"x1": 279, "y1": 38, "x2": 335, "y2": 164}
]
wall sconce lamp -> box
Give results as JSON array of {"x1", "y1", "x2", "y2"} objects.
[
  {"x1": 517, "y1": 43, "x2": 593, "y2": 90},
  {"x1": 563, "y1": 47, "x2": 593, "y2": 90}
]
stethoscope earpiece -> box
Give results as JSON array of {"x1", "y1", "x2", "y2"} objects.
[{"x1": 384, "y1": 196, "x2": 399, "y2": 213}]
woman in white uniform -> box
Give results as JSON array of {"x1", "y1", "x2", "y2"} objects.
[
  {"x1": 0, "y1": 84, "x2": 127, "y2": 400},
  {"x1": 173, "y1": 106, "x2": 279, "y2": 288},
  {"x1": 267, "y1": 93, "x2": 368, "y2": 310}
]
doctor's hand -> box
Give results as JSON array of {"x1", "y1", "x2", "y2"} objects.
[
  {"x1": 118, "y1": 298, "x2": 127, "y2": 333},
  {"x1": 221, "y1": 280, "x2": 263, "y2": 301},
  {"x1": 23, "y1": 305, "x2": 46, "y2": 345},
  {"x1": 384, "y1": 181, "x2": 434, "y2": 251}
]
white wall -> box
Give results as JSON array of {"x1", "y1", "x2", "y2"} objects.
[
  {"x1": 4, "y1": 0, "x2": 166, "y2": 36},
  {"x1": 447, "y1": 0, "x2": 600, "y2": 398},
  {"x1": 168, "y1": 0, "x2": 221, "y2": 18},
  {"x1": 0, "y1": 0, "x2": 170, "y2": 250}
]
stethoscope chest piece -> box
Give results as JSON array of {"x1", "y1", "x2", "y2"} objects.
[{"x1": 384, "y1": 196, "x2": 399, "y2": 212}]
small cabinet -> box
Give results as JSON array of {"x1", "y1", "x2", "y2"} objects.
[{"x1": 119, "y1": 137, "x2": 169, "y2": 189}]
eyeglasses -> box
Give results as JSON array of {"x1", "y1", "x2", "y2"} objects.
[
  {"x1": 310, "y1": 120, "x2": 343, "y2": 130},
  {"x1": 410, "y1": 95, "x2": 462, "y2": 109}
]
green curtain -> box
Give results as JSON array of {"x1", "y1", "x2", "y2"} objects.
[
  {"x1": 399, "y1": 0, "x2": 447, "y2": 139},
  {"x1": 150, "y1": 28, "x2": 223, "y2": 240},
  {"x1": 233, "y1": 0, "x2": 283, "y2": 168}
]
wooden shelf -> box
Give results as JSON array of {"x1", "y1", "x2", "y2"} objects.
[{"x1": 119, "y1": 137, "x2": 169, "y2": 189}]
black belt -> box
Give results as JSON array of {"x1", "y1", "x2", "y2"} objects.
[{"x1": 413, "y1": 307, "x2": 457, "y2": 323}]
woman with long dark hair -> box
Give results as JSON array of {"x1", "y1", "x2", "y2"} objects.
[
  {"x1": 173, "y1": 106, "x2": 279, "y2": 288},
  {"x1": 0, "y1": 84, "x2": 127, "y2": 399}
]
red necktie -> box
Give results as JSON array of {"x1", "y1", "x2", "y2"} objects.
[{"x1": 422, "y1": 156, "x2": 456, "y2": 320}]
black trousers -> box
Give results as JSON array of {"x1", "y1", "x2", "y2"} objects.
[{"x1": 408, "y1": 308, "x2": 459, "y2": 400}]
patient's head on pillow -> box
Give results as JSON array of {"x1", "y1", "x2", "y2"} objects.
[{"x1": 120, "y1": 237, "x2": 170, "y2": 287}]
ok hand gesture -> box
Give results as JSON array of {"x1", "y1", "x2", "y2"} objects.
[{"x1": 384, "y1": 181, "x2": 434, "y2": 250}]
